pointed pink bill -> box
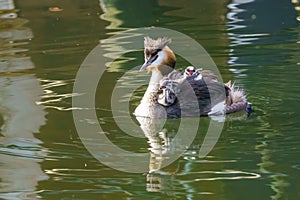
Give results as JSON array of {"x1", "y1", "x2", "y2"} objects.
[{"x1": 140, "y1": 60, "x2": 150, "y2": 71}]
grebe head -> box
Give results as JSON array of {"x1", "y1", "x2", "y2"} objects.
[{"x1": 140, "y1": 37, "x2": 176, "y2": 76}]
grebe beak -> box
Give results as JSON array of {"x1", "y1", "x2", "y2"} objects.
[
  {"x1": 140, "y1": 53, "x2": 159, "y2": 71},
  {"x1": 140, "y1": 60, "x2": 150, "y2": 71}
]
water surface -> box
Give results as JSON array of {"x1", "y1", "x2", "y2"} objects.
[{"x1": 0, "y1": 0, "x2": 299, "y2": 199}]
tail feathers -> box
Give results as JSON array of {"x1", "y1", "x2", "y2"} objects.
[
  {"x1": 226, "y1": 81, "x2": 247, "y2": 103},
  {"x1": 225, "y1": 101, "x2": 248, "y2": 114},
  {"x1": 224, "y1": 80, "x2": 251, "y2": 114}
]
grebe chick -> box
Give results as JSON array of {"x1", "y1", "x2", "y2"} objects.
[{"x1": 184, "y1": 66, "x2": 198, "y2": 77}]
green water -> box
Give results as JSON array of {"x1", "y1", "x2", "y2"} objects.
[{"x1": 0, "y1": 0, "x2": 300, "y2": 199}]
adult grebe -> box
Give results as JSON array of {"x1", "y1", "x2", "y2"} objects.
[{"x1": 134, "y1": 37, "x2": 251, "y2": 118}]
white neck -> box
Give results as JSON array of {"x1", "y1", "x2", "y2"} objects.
[
  {"x1": 149, "y1": 69, "x2": 163, "y2": 84},
  {"x1": 141, "y1": 70, "x2": 163, "y2": 104}
]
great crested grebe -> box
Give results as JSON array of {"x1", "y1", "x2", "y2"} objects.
[{"x1": 134, "y1": 37, "x2": 251, "y2": 118}]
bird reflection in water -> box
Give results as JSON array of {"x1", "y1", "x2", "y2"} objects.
[
  {"x1": 136, "y1": 110, "x2": 253, "y2": 196},
  {"x1": 135, "y1": 116, "x2": 180, "y2": 195}
]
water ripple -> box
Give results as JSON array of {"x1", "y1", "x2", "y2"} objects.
[
  {"x1": 177, "y1": 170, "x2": 261, "y2": 182},
  {"x1": 38, "y1": 79, "x2": 75, "y2": 111}
]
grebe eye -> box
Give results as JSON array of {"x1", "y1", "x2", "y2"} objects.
[{"x1": 151, "y1": 49, "x2": 161, "y2": 57}]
